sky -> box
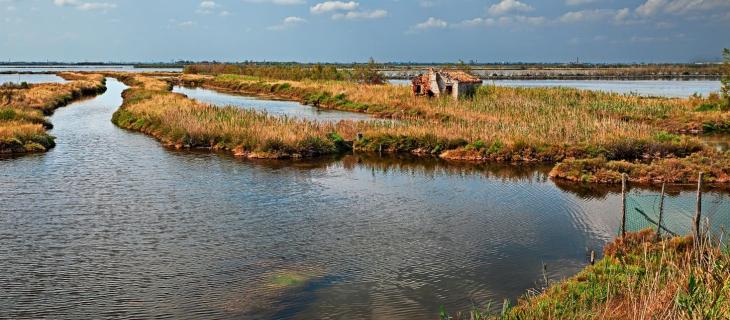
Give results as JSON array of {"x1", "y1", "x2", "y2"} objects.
[{"x1": 0, "y1": 0, "x2": 728, "y2": 63}]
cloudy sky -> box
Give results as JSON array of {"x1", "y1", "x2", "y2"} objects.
[{"x1": 0, "y1": 0, "x2": 728, "y2": 63}]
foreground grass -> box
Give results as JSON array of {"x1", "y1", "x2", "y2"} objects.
[
  {"x1": 447, "y1": 230, "x2": 730, "y2": 319},
  {"x1": 0, "y1": 73, "x2": 106, "y2": 153}
]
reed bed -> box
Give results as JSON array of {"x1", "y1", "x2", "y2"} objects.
[
  {"x1": 0, "y1": 73, "x2": 106, "y2": 153},
  {"x1": 486, "y1": 230, "x2": 729, "y2": 319},
  {"x1": 112, "y1": 76, "x2": 351, "y2": 158},
  {"x1": 121, "y1": 73, "x2": 730, "y2": 184}
]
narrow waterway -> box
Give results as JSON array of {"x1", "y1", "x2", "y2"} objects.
[
  {"x1": 1, "y1": 78, "x2": 728, "y2": 319},
  {"x1": 173, "y1": 86, "x2": 373, "y2": 122}
]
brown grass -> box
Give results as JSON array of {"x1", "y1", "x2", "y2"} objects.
[
  {"x1": 498, "y1": 229, "x2": 730, "y2": 319},
  {"x1": 0, "y1": 73, "x2": 106, "y2": 153},
  {"x1": 115, "y1": 73, "x2": 730, "y2": 184}
]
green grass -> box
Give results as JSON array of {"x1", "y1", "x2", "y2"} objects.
[{"x1": 443, "y1": 230, "x2": 730, "y2": 320}]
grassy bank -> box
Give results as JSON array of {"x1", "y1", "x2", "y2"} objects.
[
  {"x1": 111, "y1": 72, "x2": 730, "y2": 184},
  {"x1": 550, "y1": 151, "x2": 730, "y2": 184},
  {"x1": 171, "y1": 73, "x2": 730, "y2": 183},
  {"x1": 111, "y1": 75, "x2": 354, "y2": 158},
  {"x1": 0, "y1": 73, "x2": 106, "y2": 153},
  {"x1": 445, "y1": 230, "x2": 729, "y2": 319}
]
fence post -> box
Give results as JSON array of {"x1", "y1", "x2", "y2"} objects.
[
  {"x1": 657, "y1": 183, "x2": 665, "y2": 240},
  {"x1": 694, "y1": 172, "x2": 704, "y2": 241},
  {"x1": 621, "y1": 173, "x2": 627, "y2": 237}
]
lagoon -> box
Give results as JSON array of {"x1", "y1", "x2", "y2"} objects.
[{"x1": 2, "y1": 78, "x2": 727, "y2": 319}]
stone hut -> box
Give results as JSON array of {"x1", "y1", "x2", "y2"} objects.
[{"x1": 412, "y1": 68, "x2": 482, "y2": 99}]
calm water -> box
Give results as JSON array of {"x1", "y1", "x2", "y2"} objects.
[
  {"x1": 0, "y1": 65, "x2": 182, "y2": 73},
  {"x1": 0, "y1": 74, "x2": 67, "y2": 84},
  {"x1": 389, "y1": 79, "x2": 720, "y2": 98},
  {"x1": 173, "y1": 86, "x2": 373, "y2": 122},
  {"x1": 1, "y1": 78, "x2": 728, "y2": 319}
]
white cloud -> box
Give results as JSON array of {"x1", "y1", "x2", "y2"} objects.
[
  {"x1": 200, "y1": 1, "x2": 217, "y2": 9},
  {"x1": 332, "y1": 9, "x2": 387, "y2": 20},
  {"x1": 409, "y1": 17, "x2": 448, "y2": 32},
  {"x1": 614, "y1": 8, "x2": 630, "y2": 21},
  {"x1": 454, "y1": 17, "x2": 496, "y2": 28},
  {"x1": 268, "y1": 16, "x2": 306, "y2": 30},
  {"x1": 559, "y1": 9, "x2": 614, "y2": 22},
  {"x1": 559, "y1": 8, "x2": 635, "y2": 24},
  {"x1": 488, "y1": 0, "x2": 533, "y2": 16},
  {"x1": 636, "y1": 0, "x2": 730, "y2": 16},
  {"x1": 310, "y1": 1, "x2": 359, "y2": 14},
  {"x1": 53, "y1": 0, "x2": 116, "y2": 11},
  {"x1": 196, "y1": 1, "x2": 218, "y2": 14},
  {"x1": 636, "y1": 0, "x2": 664, "y2": 16}
]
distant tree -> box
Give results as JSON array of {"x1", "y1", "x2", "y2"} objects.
[
  {"x1": 722, "y1": 48, "x2": 730, "y2": 106},
  {"x1": 352, "y1": 58, "x2": 385, "y2": 84},
  {"x1": 452, "y1": 59, "x2": 473, "y2": 73}
]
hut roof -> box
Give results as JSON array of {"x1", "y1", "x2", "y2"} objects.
[{"x1": 441, "y1": 70, "x2": 482, "y2": 84}]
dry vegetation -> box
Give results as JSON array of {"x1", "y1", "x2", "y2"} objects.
[
  {"x1": 0, "y1": 73, "x2": 106, "y2": 153},
  {"x1": 452, "y1": 230, "x2": 730, "y2": 319},
  {"x1": 109, "y1": 70, "x2": 730, "y2": 184},
  {"x1": 111, "y1": 75, "x2": 354, "y2": 158}
]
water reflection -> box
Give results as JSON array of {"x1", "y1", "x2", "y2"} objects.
[
  {"x1": 172, "y1": 86, "x2": 373, "y2": 122},
  {"x1": 1, "y1": 79, "x2": 728, "y2": 319}
]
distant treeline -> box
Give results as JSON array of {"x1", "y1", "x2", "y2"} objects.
[{"x1": 184, "y1": 62, "x2": 386, "y2": 84}]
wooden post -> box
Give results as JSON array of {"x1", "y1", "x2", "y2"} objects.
[
  {"x1": 621, "y1": 173, "x2": 627, "y2": 237},
  {"x1": 590, "y1": 250, "x2": 595, "y2": 265},
  {"x1": 657, "y1": 183, "x2": 665, "y2": 240},
  {"x1": 694, "y1": 172, "x2": 704, "y2": 241}
]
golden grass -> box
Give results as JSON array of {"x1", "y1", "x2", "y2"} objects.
[
  {"x1": 497, "y1": 230, "x2": 730, "y2": 320},
  {"x1": 0, "y1": 73, "x2": 106, "y2": 153},
  {"x1": 117, "y1": 73, "x2": 730, "y2": 184},
  {"x1": 444, "y1": 230, "x2": 730, "y2": 319},
  {"x1": 112, "y1": 76, "x2": 349, "y2": 158}
]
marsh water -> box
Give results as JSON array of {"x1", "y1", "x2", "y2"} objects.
[
  {"x1": 0, "y1": 65, "x2": 182, "y2": 73},
  {"x1": 172, "y1": 86, "x2": 373, "y2": 122},
  {"x1": 390, "y1": 79, "x2": 721, "y2": 98},
  {"x1": 2, "y1": 78, "x2": 729, "y2": 319},
  {"x1": 0, "y1": 74, "x2": 67, "y2": 84}
]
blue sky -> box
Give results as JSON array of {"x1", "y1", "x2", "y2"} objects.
[{"x1": 0, "y1": 0, "x2": 728, "y2": 63}]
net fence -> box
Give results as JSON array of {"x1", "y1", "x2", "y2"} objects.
[{"x1": 623, "y1": 189, "x2": 730, "y2": 238}]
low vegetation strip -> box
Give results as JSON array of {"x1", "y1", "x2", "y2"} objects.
[
  {"x1": 445, "y1": 230, "x2": 729, "y2": 319},
  {"x1": 171, "y1": 72, "x2": 730, "y2": 185},
  {"x1": 0, "y1": 73, "x2": 106, "y2": 153},
  {"x1": 111, "y1": 75, "x2": 354, "y2": 158},
  {"x1": 550, "y1": 152, "x2": 730, "y2": 184}
]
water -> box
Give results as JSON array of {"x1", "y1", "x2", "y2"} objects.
[
  {"x1": 1, "y1": 78, "x2": 728, "y2": 319},
  {"x1": 389, "y1": 79, "x2": 720, "y2": 98},
  {"x1": 0, "y1": 65, "x2": 182, "y2": 73},
  {"x1": 0, "y1": 74, "x2": 67, "y2": 84},
  {"x1": 172, "y1": 86, "x2": 373, "y2": 122}
]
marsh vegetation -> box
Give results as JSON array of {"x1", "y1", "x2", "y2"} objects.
[
  {"x1": 0, "y1": 73, "x2": 106, "y2": 153},
  {"x1": 169, "y1": 67, "x2": 730, "y2": 185}
]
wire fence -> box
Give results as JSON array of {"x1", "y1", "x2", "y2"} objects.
[{"x1": 621, "y1": 174, "x2": 730, "y2": 239}]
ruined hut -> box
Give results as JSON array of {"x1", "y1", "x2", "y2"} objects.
[{"x1": 412, "y1": 69, "x2": 482, "y2": 99}]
